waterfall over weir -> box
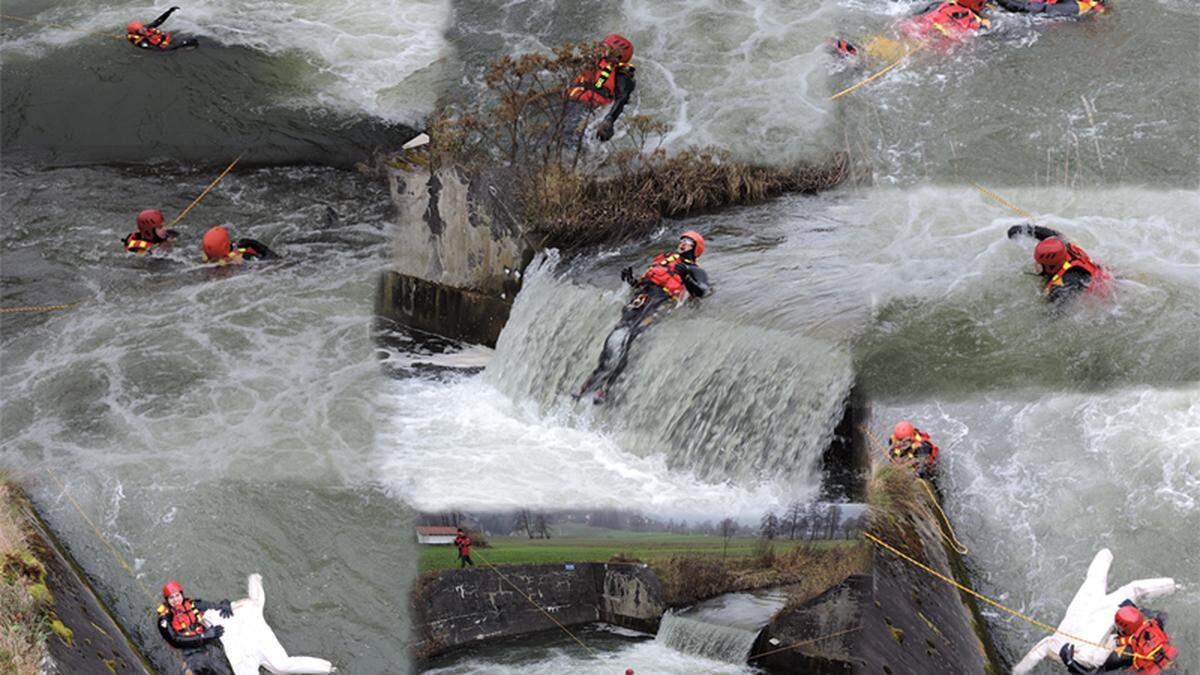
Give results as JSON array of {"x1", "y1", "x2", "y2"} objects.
[{"x1": 654, "y1": 591, "x2": 788, "y2": 663}]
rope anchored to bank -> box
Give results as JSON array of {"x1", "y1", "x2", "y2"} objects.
[
  {"x1": 472, "y1": 550, "x2": 597, "y2": 657},
  {"x1": 862, "y1": 531, "x2": 1111, "y2": 651}
]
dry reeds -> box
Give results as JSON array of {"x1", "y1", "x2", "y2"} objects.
[{"x1": 0, "y1": 479, "x2": 50, "y2": 675}]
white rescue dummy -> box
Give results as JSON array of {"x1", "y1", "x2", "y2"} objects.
[
  {"x1": 1012, "y1": 549, "x2": 1177, "y2": 674},
  {"x1": 202, "y1": 574, "x2": 336, "y2": 674}
]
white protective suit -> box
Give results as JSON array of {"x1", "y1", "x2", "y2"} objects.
[
  {"x1": 202, "y1": 574, "x2": 335, "y2": 675},
  {"x1": 1012, "y1": 549, "x2": 1178, "y2": 674}
]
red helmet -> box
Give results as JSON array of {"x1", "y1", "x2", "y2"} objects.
[
  {"x1": 136, "y1": 208, "x2": 164, "y2": 233},
  {"x1": 1034, "y1": 238, "x2": 1068, "y2": 269},
  {"x1": 1115, "y1": 606, "x2": 1144, "y2": 635},
  {"x1": 625, "y1": 670, "x2": 634, "y2": 675},
  {"x1": 956, "y1": 0, "x2": 987, "y2": 12},
  {"x1": 680, "y1": 230, "x2": 705, "y2": 258},
  {"x1": 127, "y1": 21, "x2": 144, "y2": 34},
  {"x1": 202, "y1": 226, "x2": 232, "y2": 260},
  {"x1": 162, "y1": 580, "x2": 183, "y2": 598},
  {"x1": 892, "y1": 421, "x2": 915, "y2": 440},
  {"x1": 602, "y1": 34, "x2": 633, "y2": 63}
]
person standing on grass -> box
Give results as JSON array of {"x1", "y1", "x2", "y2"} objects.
[{"x1": 455, "y1": 528, "x2": 474, "y2": 568}]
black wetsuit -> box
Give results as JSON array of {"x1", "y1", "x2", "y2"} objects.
[
  {"x1": 157, "y1": 598, "x2": 230, "y2": 674},
  {"x1": 1007, "y1": 224, "x2": 1093, "y2": 304},
  {"x1": 598, "y1": 68, "x2": 636, "y2": 139},
  {"x1": 1062, "y1": 601, "x2": 1169, "y2": 674},
  {"x1": 130, "y1": 7, "x2": 199, "y2": 51},
  {"x1": 236, "y1": 238, "x2": 278, "y2": 260},
  {"x1": 996, "y1": 0, "x2": 1106, "y2": 17},
  {"x1": 577, "y1": 259, "x2": 709, "y2": 403}
]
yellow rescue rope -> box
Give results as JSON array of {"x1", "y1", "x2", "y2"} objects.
[
  {"x1": 863, "y1": 531, "x2": 1111, "y2": 651},
  {"x1": 748, "y1": 625, "x2": 862, "y2": 660},
  {"x1": 170, "y1": 155, "x2": 242, "y2": 227},
  {"x1": 830, "y1": 43, "x2": 927, "y2": 101},
  {"x1": 0, "y1": 303, "x2": 77, "y2": 314},
  {"x1": 971, "y1": 182, "x2": 1035, "y2": 219}
]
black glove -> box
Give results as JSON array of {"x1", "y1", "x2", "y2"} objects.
[
  {"x1": 1007, "y1": 224, "x2": 1032, "y2": 239},
  {"x1": 1059, "y1": 643, "x2": 1075, "y2": 666},
  {"x1": 596, "y1": 121, "x2": 614, "y2": 142},
  {"x1": 620, "y1": 266, "x2": 635, "y2": 286},
  {"x1": 218, "y1": 600, "x2": 233, "y2": 618},
  {"x1": 207, "y1": 625, "x2": 225, "y2": 639}
]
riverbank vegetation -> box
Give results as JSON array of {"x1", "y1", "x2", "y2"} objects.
[
  {"x1": 405, "y1": 42, "x2": 848, "y2": 252},
  {"x1": 0, "y1": 475, "x2": 50, "y2": 675}
]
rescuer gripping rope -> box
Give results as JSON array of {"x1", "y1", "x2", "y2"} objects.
[
  {"x1": 862, "y1": 531, "x2": 1111, "y2": 651},
  {"x1": 472, "y1": 550, "x2": 597, "y2": 657},
  {"x1": 170, "y1": 155, "x2": 243, "y2": 227}
]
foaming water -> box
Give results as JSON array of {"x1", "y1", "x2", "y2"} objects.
[
  {"x1": 0, "y1": 0, "x2": 450, "y2": 122},
  {"x1": 869, "y1": 385, "x2": 1200, "y2": 665},
  {"x1": 1, "y1": 163, "x2": 413, "y2": 671},
  {"x1": 447, "y1": 0, "x2": 838, "y2": 163},
  {"x1": 833, "y1": 0, "x2": 1200, "y2": 184},
  {"x1": 421, "y1": 624, "x2": 759, "y2": 674},
  {"x1": 656, "y1": 590, "x2": 787, "y2": 662}
]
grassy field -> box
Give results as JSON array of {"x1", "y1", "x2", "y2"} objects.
[{"x1": 418, "y1": 531, "x2": 857, "y2": 573}]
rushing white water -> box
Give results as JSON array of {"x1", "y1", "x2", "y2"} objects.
[
  {"x1": 0, "y1": 0, "x2": 451, "y2": 121},
  {"x1": 656, "y1": 590, "x2": 788, "y2": 663}
]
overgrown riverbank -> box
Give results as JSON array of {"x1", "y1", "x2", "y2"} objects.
[{"x1": 0, "y1": 475, "x2": 51, "y2": 674}]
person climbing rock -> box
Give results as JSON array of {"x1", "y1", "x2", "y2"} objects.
[
  {"x1": 995, "y1": 0, "x2": 1108, "y2": 18},
  {"x1": 577, "y1": 230, "x2": 711, "y2": 404},
  {"x1": 1007, "y1": 224, "x2": 1110, "y2": 304},
  {"x1": 831, "y1": 0, "x2": 991, "y2": 60},
  {"x1": 122, "y1": 208, "x2": 178, "y2": 254},
  {"x1": 1058, "y1": 603, "x2": 1177, "y2": 674},
  {"x1": 157, "y1": 580, "x2": 232, "y2": 674},
  {"x1": 887, "y1": 420, "x2": 939, "y2": 478},
  {"x1": 454, "y1": 528, "x2": 474, "y2": 568},
  {"x1": 201, "y1": 226, "x2": 278, "y2": 265},
  {"x1": 127, "y1": 7, "x2": 199, "y2": 50},
  {"x1": 567, "y1": 34, "x2": 636, "y2": 142}
]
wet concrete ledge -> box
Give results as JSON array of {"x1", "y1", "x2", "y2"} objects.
[
  {"x1": 11, "y1": 483, "x2": 152, "y2": 674},
  {"x1": 412, "y1": 562, "x2": 665, "y2": 660}
]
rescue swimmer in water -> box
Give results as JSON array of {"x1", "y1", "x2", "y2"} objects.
[
  {"x1": 887, "y1": 420, "x2": 939, "y2": 478},
  {"x1": 127, "y1": 7, "x2": 199, "y2": 51},
  {"x1": 122, "y1": 208, "x2": 179, "y2": 255},
  {"x1": 1007, "y1": 224, "x2": 1110, "y2": 304},
  {"x1": 202, "y1": 226, "x2": 278, "y2": 265},
  {"x1": 201, "y1": 574, "x2": 337, "y2": 675},
  {"x1": 831, "y1": 0, "x2": 992, "y2": 61},
  {"x1": 566, "y1": 34, "x2": 636, "y2": 143},
  {"x1": 157, "y1": 579, "x2": 233, "y2": 674},
  {"x1": 1013, "y1": 548, "x2": 1179, "y2": 675},
  {"x1": 995, "y1": 0, "x2": 1108, "y2": 17},
  {"x1": 576, "y1": 230, "x2": 710, "y2": 404}
]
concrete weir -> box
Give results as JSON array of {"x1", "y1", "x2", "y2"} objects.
[
  {"x1": 412, "y1": 562, "x2": 665, "y2": 659},
  {"x1": 377, "y1": 161, "x2": 534, "y2": 346}
]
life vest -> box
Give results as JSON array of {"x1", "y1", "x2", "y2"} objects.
[
  {"x1": 888, "y1": 430, "x2": 939, "y2": 467},
  {"x1": 157, "y1": 600, "x2": 205, "y2": 637},
  {"x1": 901, "y1": 1, "x2": 990, "y2": 42},
  {"x1": 567, "y1": 59, "x2": 627, "y2": 107},
  {"x1": 1076, "y1": 0, "x2": 1106, "y2": 15},
  {"x1": 640, "y1": 252, "x2": 695, "y2": 299},
  {"x1": 1042, "y1": 242, "x2": 1109, "y2": 297},
  {"x1": 128, "y1": 27, "x2": 172, "y2": 49},
  {"x1": 205, "y1": 246, "x2": 255, "y2": 266},
  {"x1": 1116, "y1": 618, "x2": 1177, "y2": 674},
  {"x1": 124, "y1": 234, "x2": 157, "y2": 254}
]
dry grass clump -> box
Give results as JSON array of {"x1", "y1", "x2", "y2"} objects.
[
  {"x1": 0, "y1": 478, "x2": 50, "y2": 675},
  {"x1": 865, "y1": 465, "x2": 930, "y2": 559},
  {"x1": 411, "y1": 42, "x2": 849, "y2": 253}
]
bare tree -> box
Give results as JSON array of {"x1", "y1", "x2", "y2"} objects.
[
  {"x1": 513, "y1": 509, "x2": 534, "y2": 538},
  {"x1": 719, "y1": 517, "x2": 738, "y2": 558},
  {"x1": 534, "y1": 513, "x2": 553, "y2": 539},
  {"x1": 784, "y1": 501, "x2": 806, "y2": 540},
  {"x1": 759, "y1": 511, "x2": 780, "y2": 541},
  {"x1": 826, "y1": 504, "x2": 842, "y2": 540}
]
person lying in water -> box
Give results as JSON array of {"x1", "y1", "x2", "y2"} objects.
[
  {"x1": 127, "y1": 7, "x2": 199, "y2": 51},
  {"x1": 577, "y1": 230, "x2": 710, "y2": 404},
  {"x1": 831, "y1": 0, "x2": 991, "y2": 61},
  {"x1": 122, "y1": 208, "x2": 178, "y2": 254},
  {"x1": 202, "y1": 226, "x2": 278, "y2": 265},
  {"x1": 1007, "y1": 224, "x2": 1110, "y2": 304},
  {"x1": 995, "y1": 0, "x2": 1108, "y2": 18}
]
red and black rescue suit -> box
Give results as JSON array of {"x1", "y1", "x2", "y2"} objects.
[
  {"x1": 577, "y1": 253, "x2": 709, "y2": 403},
  {"x1": 567, "y1": 60, "x2": 636, "y2": 142},
  {"x1": 128, "y1": 7, "x2": 199, "y2": 51},
  {"x1": 995, "y1": 0, "x2": 1108, "y2": 17},
  {"x1": 122, "y1": 229, "x2": 179, "y2": 254},
  {"x1": 888, "y1": 430, "x2": 940, "y2": 478},
  {"x1": 1060, "y1": 601, "x2": 1177, "y2": 674},
  {"x1": 1007, "y1": 224, "x2": 1106, "y2": 305},
  {"x1": 454, "y1": 532, "x2": 474, "y2": 568},
  {"x1": 156, "y1": 596, "x2": 231, "y2": 674}
]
